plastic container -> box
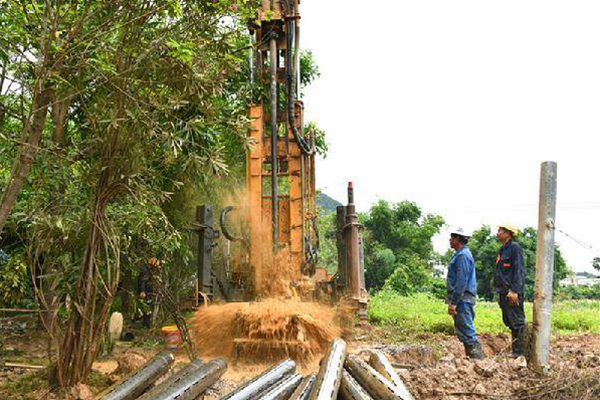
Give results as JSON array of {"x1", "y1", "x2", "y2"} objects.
[{"x1": 161, "y1": 325, "x2": 181, "y2": 351}]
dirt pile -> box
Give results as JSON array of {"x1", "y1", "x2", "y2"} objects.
[{"x1": 190, "y1": 299, "x2": 340, "y2": 364}]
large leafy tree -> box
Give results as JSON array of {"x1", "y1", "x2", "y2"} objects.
[
  {"x1": 467, "y1": 225, "x2": 569, "y2": 301},
  {"x1": 361, "y1": 200, "x2": 444, "y2": 292},
  {"x1": 1, "y1": 0, "x2": 261, "y2": 388}
]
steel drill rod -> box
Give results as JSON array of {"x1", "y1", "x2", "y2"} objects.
[
  {"x1": 269, "y1": 34, "x2": 279, "y2": 252},
  {"x1": 367, "y1": 351, "x2": 414, "y2": 400},
  {"x1": 220, "y1": 359, "x2": 296, "y2": 400},
  {"x1": 345, "y1": 356, "x2": 412, "y2": 400},
  {"x1": 143, "y1": 358, "x2": 227, "y2": 400},
  {"x1": 289, "y1": 374, "x2": 316, "y2": 400},
  {"x1": 98, "y1": 352, "x2": 175, "y2": 400},
  {"x1": 137, "y1": 359, "x2": 204, "y2": 400},
  {"x1": 252, "y1": 373, "x2": 303, "y2": 400},
  {"x1": 308, "y1": 338, "x2": 347, "y2": 400},
  {"x1": 339, "y1": 370, "x2": 373, "y2": 400}
]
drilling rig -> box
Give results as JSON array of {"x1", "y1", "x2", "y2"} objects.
[{"x1": 193, "y1": 1, "x2": 367, "y2": 315}]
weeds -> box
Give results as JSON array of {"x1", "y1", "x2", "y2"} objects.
[{"x1": 368, "y1": 291, "x2": 600, "y2": 336}]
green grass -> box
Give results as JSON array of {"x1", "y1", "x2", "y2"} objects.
[{"x1": 367, "y1": 291, "x2": 600, "y2": 336}]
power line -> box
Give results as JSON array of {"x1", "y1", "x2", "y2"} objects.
[{"x1": 555, "y1": 227, "x2": 600, "y2": 258}]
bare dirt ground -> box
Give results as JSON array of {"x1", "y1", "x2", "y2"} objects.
[
  {"x1": 361, "y1": 331, "x2": 600, "y2": 399},
  {"x1": 1, "y1": 315, "x2": 599, "y2": 400}
]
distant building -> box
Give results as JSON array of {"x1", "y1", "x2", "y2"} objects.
[{"x1": 560, "y1": 274, "x2": 600, "y2": 287}]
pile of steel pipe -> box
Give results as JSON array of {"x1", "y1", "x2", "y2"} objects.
[
  {"x1": 254, "y1": 373, "x2": 303, "y2": 400},
  {"x1": 308, "y1": 338, "x2": 347, "y2": 400},
  {"x1": 367, "y1": 351, "x2": 414, "y2": 400},
  {"x1": 138, "y1": 358, "x2": 227, "y2": 400},
  {"x1": 339, "y1": 370, "x2": 373, "y2": 400},
  {"x1": 344, "y1": 355, "x2": 414, "y2": 400},
  {"x1": 95, "y1": 339, "x2": 413, "y2": 400},
  {"x1": 136, "y1": 359, "x2": 203, "y2": 400},
  {"x1": 289, "y1": 375, "x2": 316, "y2": 400},
  {"x1": 220, "y1": 359, "x2": 297, "y2": 400},
  {"x1": 98, "y1": 352, "x2": 175, "y2": 400}
]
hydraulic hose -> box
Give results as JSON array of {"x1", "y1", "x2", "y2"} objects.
[
  {"x1": 220, "y1": 206, "x2": 243, "y2": 242},
  {"x1": 284, "y1": 0, "x2": 313, "y2": 156}
]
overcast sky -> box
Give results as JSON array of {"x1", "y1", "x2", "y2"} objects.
[{"x1": 301, "y1": 0, "x2": 600, "y2": 273}]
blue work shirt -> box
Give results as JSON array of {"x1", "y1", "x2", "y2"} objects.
[
  {"x1": 493, "y1": 240, "x2": 525, "y2": 294},
  {"x1": 447, "y1": 246, "x2": 477, "y2": 305}
]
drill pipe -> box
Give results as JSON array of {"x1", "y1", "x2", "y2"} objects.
[
  {"x1": 141, "y1": 358, "x2": 227, "y2": 400},
  {"x1": 367, "y1": 351, "x2": 414, "y2": 400},
  {"x1": 220, "y1": 359, "x2": 296, "y2": 400},
  {"x1": 289, "y1": 374, "x2": 316, "y2": 400},
  {"x1": 345, "y1": 356, "x2": 412, "y2": 400},
  {"x1": 98, "y1": 352, "x2": 175, "y2": 400},
  {"x1": 252, "y1": 373, "x2": 303, "y2": 400},
  {"x1": 339, "y1": 370, "x2": 373, "y2": 400},
  {"x1": 136, "y1": 359, "x2": 204, "y2": 400},
  {"x1": 308, "y1": 338, "x2": 347, "y2": 400}
]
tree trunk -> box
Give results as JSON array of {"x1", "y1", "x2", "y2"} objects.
[
  {"x1": 0, "y1": 81, "x2": 51, "y2": 234},
  {"x1": 54, "y1": 182, "x2": 121, "y2": 387}
]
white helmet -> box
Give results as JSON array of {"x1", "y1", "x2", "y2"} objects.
[{"x1": 450, "y1": 227, "x2": 471, "y2": 238}]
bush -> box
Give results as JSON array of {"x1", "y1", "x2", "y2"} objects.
[
  {"x1": 0, "y1": 251, "x2": 32, "y2": 308},
  {"x1": 556, "y1": 284, "x2": 600, "y2": 300}
]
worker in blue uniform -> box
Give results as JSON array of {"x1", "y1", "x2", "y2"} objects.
[
  {"x1": 447, "y1": 227, "x2": 484, "y2": 359},
  {"x1": 495, "y1": 224, "x2": 527, "y2": 357}
]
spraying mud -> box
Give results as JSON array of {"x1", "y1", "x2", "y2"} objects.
[
  {"x1": 191, "y1": 299, "x2": 340, "y2": 364},
  {"x1": 190, "y1": 185, "x2": 342, "y2": 365}
]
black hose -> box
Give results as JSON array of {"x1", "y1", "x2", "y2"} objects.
[
  {"x1": 284, "y1": 0, "x2": 313, "y2": 156},
  {"x1": 220, "y1": 206, "x2": 242, "y2": 242}
]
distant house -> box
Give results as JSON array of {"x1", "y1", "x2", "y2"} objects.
[{"x1": 560, "y1": 273, "x2": 600, "y2": 287}]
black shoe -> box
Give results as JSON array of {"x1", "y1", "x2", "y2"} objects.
[{"x1": 465, "y1": 342, "x2": 485, "y2": 360}]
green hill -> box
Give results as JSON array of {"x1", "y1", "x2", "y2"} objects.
[{"x1": 317, "y1": 192, "x2": 342, "y2": 214}]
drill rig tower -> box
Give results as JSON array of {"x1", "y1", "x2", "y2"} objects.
[{"x1": 247, "y1": 0, "x2": 318, "y2": 285}]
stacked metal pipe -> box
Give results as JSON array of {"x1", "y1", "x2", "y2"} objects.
[
  {"x1": 344, "y1": 354, "x2": 414, "y2": 400},
  {"x1": 95, "y1": 339, "x2": 413, "y2": 400},
  {"x1": 98, "y1": 352, "x2": 175, "y2": 400}
]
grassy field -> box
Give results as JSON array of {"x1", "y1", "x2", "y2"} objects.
[{"x1": 367, "y1": 290, "x2": 600, "y2": 336}]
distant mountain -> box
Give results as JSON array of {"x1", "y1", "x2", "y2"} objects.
[{"x1": 317, "y1": 192, "x2": 343, "y2": 214}]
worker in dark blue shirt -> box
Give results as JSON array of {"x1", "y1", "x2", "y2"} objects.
[
  {"x1": 447, "y1": 227, "x2": 484, "y2": 359},
  {"x1": 494, "y1": 224, "x2": 527, "y2": 357}
]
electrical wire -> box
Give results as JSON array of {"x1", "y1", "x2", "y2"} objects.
[{"x1": 555, "y1": 227, "x2": 600, "y2": 257}]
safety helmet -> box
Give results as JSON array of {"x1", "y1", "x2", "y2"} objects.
[
  {"x1": 498, "y1": 223, "x2": 519, "y2": 237},
  {"x1": 450, "y1": 227, "x2": 471, "y2": 238}
]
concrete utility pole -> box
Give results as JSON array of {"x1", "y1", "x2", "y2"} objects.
[{"x1": 531, "y1": 161, "x2": 558, "y2": 371}]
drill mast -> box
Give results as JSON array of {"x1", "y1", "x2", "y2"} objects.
[{"x1": 247, "y1": 0, "x2": 318, "y2": 283}]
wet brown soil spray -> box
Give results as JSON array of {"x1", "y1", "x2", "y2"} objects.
[{"x1": 190, "y1": 189, "x2": 341, "y2": 365}]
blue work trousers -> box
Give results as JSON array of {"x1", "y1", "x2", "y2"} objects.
[{"x1": 453, "y1": 301, "x2": 479, "y2": 345}]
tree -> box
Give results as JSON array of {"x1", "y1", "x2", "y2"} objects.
[
  {"x1": 361, "y1": 200, "x2": 444, "y2": 292},
  {"x1": 1, "y1": 0, "x2": 261, "y2": 388},
  {"x1": 467, "y1": 226, "x2": 569, "y2": 301},
  {"x1": 593, "y1": 257, "x2": 600, "y2": 272}
]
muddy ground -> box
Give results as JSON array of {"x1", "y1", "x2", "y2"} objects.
[{"x1": 1, "y1": 315, "x2": 599, "y2": 400}]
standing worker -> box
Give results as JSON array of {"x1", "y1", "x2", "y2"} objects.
[
  {"x1": 447, "y1": 228, "x2": 484, "y2": 359},
  {"x1": 138, "y1": 257, "x2": 160, "y2": 328},
  {"x1": 495, "y1": 224, "x2": 527, "y2": 358}
]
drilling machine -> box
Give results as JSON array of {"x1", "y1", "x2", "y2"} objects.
[{"x1": 193, "y1": 1, "x2": 367, "y2": 316}]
